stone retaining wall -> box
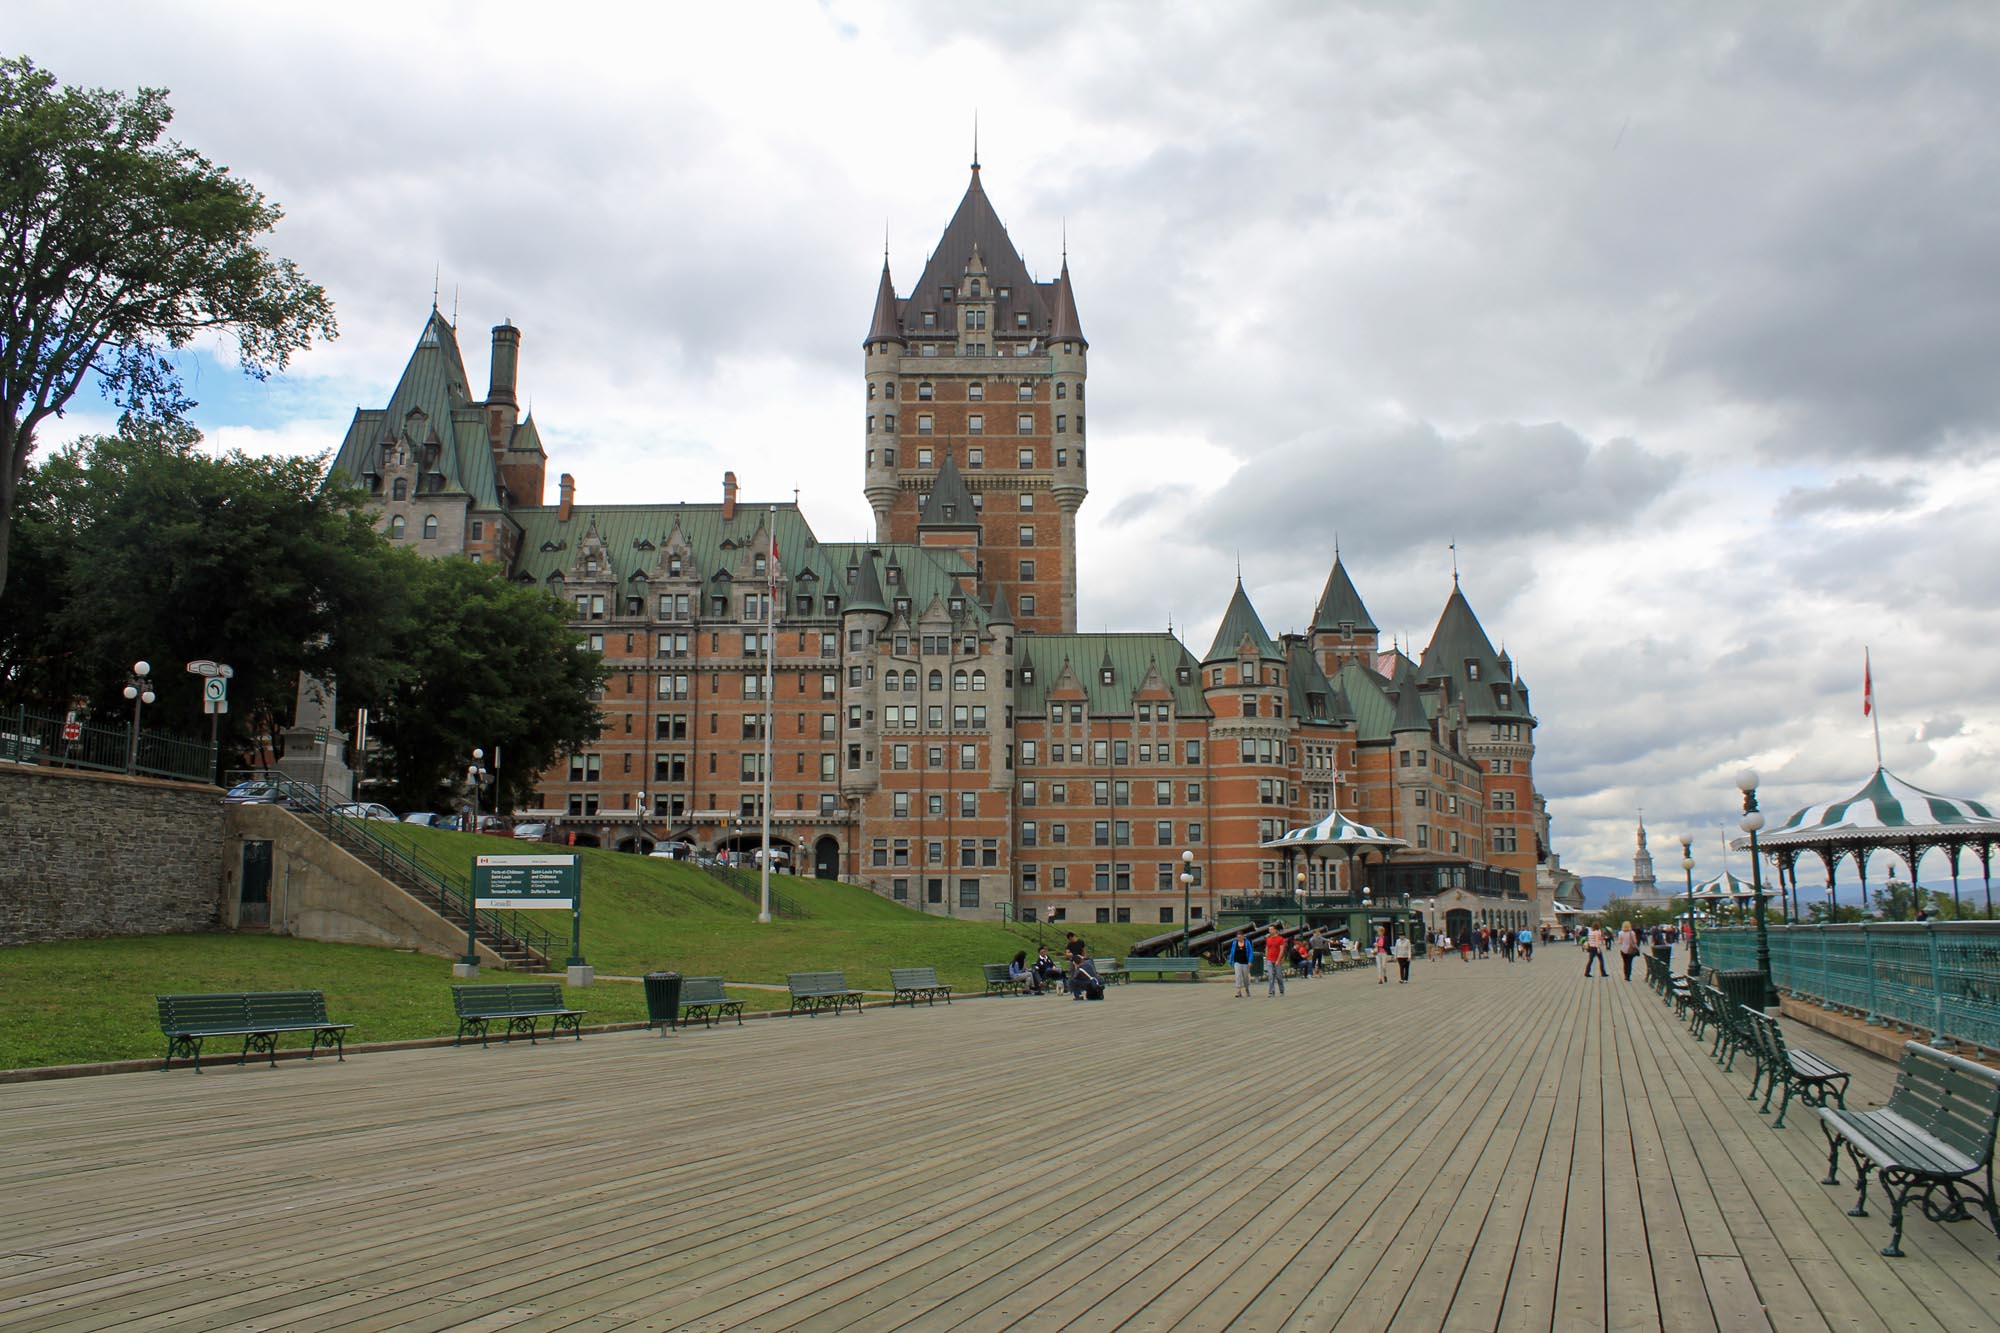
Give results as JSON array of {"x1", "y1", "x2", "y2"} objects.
[{"x1": 0, "y1": 764, "x2": 224, "y2": 944}]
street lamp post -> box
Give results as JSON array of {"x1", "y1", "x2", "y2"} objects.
[
  {"x1": 1679, "y1": 833, "x2": 1699, "y2": 976},
  {"x1": 121, "y1": 661, "x2": 155, "y2": 775},
  {"x1": 1295, "y1": 869, "x2": 1308, "y2": 929},
  {"x1": 1737, "y1": 768, "x2": 1777, "y2": 1007},
  {"x1": 635, "y1": 790, "x2": 647, "y2": 852},
  {"x1": 467, "y1": 748, "x2": 489, "y2": 834},
  {"x1": 1179, "y1": 849, "x2": 1195, "y2": 956}
]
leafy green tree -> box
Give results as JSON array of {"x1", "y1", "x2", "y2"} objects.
[
  {"x1": 3, "y1": 424, "x2": 400, "y2": 752},
  {"x1": 0, "y1": 56, "x2": 336, "y2": 600},
  {"x1": 360, "y1": 556, "x2": 606, "y2": 813},
  {"x1": 1804, "y1": 900, "x2": 1867, "y2": 924}
]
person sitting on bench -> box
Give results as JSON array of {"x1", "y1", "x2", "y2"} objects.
[
  {"x1": 1070, "y1": 956, "x2": 1106, "y2": 1001},
  {"x1": 1009, "y1": 951, "x2": 1044, "y2": 995}
]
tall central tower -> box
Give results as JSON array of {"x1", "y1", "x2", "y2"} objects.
[{"x1": 863, "y1": 161, "x2": 1086, "y2": 635}]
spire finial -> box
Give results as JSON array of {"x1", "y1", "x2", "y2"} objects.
[
  {"x1": 431, "y1": 265, "x2": 440, "y2": 311},
  {"x1": 1333, "y1": 530, "x2": 1340, "y2": 561},
  {"x1": 884, "y1": 219, "x2": 890, "y2": 265},
  {"x1": 972, "y1": 110, "x2": 979, "y2": 171},
  {"x1": 1450, "y1": 538, "x2": 1459, "y2": 586},
  {"x1": 451, "y1": 284, "x2": 459, "y2": 330},
  {"x1": 1062, "y1": 217, "x2": 1068, "y2": 265}
]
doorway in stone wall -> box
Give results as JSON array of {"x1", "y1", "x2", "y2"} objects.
[{"x1": 240, "y1": 841, "x2": 272, "y2": 928}]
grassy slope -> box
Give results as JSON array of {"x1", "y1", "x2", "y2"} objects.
[{"x1": 0, "y1": 824, "x2": 1166, "y2": 1070}]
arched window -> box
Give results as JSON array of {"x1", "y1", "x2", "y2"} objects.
[
  {"x1": 422, "y1": 514, "x2": 439, "y2": 540},
  {"x1": 928, "y1": 670, "x2": 943, "y2": 692},
  {"x1": 953, "y1": 670, "x2": 969, "y2": 692},
  {"x1": 971, "y1": 670, "x2": 986, "y2": 691},
  {"x1": 391, "y1": 477, "x2": 409, "y2": 500},
  {"x1": 902, "y1": 670, "x2": 918, "y2": 692},
  {"x1": 883, "y1": 672, "x2": 899, "y2": 692},
  {"x1": 388, "y1": 515, "x2": 406, "y2": 539}
]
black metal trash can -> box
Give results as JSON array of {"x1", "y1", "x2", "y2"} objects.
[
  {"x1": 1713, "y1": 967, "x2": 1769, "y2": 1016},
  {"x1": 643, "y1": 971, "x2": 683, "y2": 1031}
]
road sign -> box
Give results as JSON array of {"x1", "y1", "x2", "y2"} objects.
[
  {"x1": 203, "y1": 677, "x2": 227, "y2": 702},
  {"x1": 473, "y1": 854, "x2": 581, "y2": 909},
  {"x1": 184, "y1": 660, "x2": 235, "y2": 679},
  {"x1": 62, "y1": 720, "x2": 80, "y2": 742},
  {"x1": 204, "y1": 697, "x2": 228, "y2": 715}
]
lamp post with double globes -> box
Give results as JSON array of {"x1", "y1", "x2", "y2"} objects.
[
  {"x1": 466, "y1": 748, "x2": 489, "y2": 835},
  {"x1": 1737, "y1": 768, "x2": 1777, "y2": 1007},
  {"x1": 1679, "y1": 833, "x2": 1699, "y2": 976},
  {"x1": 1179, "y1": 849, "x2": 1195, "y2": 956},
  {"x1": 121, "y1": 661, "x2": 155, "y2": 775}
]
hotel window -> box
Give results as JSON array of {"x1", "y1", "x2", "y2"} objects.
[
  {"x1": 918, "y1": 414, "x2": 934, "y2": 435},
  {"x1": 388, "y1": 515, "x2": 406, "y2": 539},
  {"x1": 918, "y1": 448, "x2": 933, "y2": 467},
  {"x1": 968, "y1": 415, "x2": 984, "y2": 435},
  {"x1": 1019, "y1": 525, "x2": 1035, "y2": 546},
  {"x1": 1017, "y1": 413, "x2": 1034, "y2": 434},
  {"x1": 1018, "y1": 384, "x2": 1034, "y2": 401},
  {"x1": 967, "y1": 448, "x2": 983, "y2": 468}
]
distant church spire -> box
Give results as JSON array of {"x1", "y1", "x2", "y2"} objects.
[{"x1": 1632, "y1": 813, "x2": 1658, "y2": 900}]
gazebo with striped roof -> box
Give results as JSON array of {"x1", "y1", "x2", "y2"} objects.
[
  {"x1": 1260, "y1": 809, "x2": 1408, "y2": 899},
  {"x1": 1738, "y1": 767, "x2": 2000, "y2": 916}
]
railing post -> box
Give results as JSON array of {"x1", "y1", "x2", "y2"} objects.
[
  {"x1": 1926, "y1": 921, "x2": 1949, "y2": 1047},
  {"x1": 1863, "y1": 923, "x2": 1882, "y2": 1026}
]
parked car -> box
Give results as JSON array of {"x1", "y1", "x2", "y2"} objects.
[
  {"x1": 648, "y1": 841, "x2": 696, "y2": 861},
  {"x1": 751, "y1": 847, "x2": 791, "y2": 869},
  {"x1": 402, "y1": 812, "x2": 444, "y2": 827},
  {"x1": 512, "y1": 822, "x2": 550, "y2": 841},
  {"x1": 476, "y1": 815, "x2": 513, "y2": 834},
  {"x1": 333, "y1": 801, "x2": 397, "y2": 821},
  {"x1": 222, "y1": 779, "x2": 287, "y2": 805}
]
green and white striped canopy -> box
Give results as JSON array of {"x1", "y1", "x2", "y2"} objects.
[
  {"x1": 1261, "y1": 809, "x2": 1408, "y2": 852},
  {"x1": 1755, "y1": 767, "x2": 2000, "y2": 850},
  {"x1": 1692, "y1": 870, "x2": 1757, "y2": 900}
]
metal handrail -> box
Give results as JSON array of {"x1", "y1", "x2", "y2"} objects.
[
  {"x1": 6, "y1": 703, "x2": 213, "y2": 783},
  {"x1": 224, "y1": 771, "x2": 560, "y2": 966}
]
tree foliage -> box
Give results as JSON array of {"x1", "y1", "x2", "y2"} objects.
[
  {"x1": 0, "y1": 426, "x2": 605, "y2": 807},
  {"x1": 0, "y1": 55, "x2": 336, "y2": 599},
  {"x1": 362, "y1": 556, "x2": 606, "y2": 813}
]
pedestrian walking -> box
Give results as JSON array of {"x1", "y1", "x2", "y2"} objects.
[
  {"x1": 1616, "y1": 920, "x2": 1641, "y2": 981},
  {"x1": 1393, "y1": 932, "x2": 1412, "y2": 983},
  {"x1": 1584, "y1": 923, "x2": 1609, "y2": 977},
  {"x1": 1225, "y1": 932, "x2": 1254, "y2": 997},
  {"x1": 1518, "y1": 927, "x2": 1533, "y2": 962},
  {"x1": 1264, "y1": 925, "x2": 1289, "y2": 997},
  {"x1": 1373, "y1": 929, "x2": 1391, "y2": 984}
]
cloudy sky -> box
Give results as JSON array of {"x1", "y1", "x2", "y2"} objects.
[{"x1": 18, "y1": 1, "x2": 2000, "y2": 879}]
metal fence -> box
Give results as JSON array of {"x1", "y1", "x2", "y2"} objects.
[
  {"x1": 1701, "y1": 923, "x2": 2000, "y2": 1050},
  {"x1": 0, "y1": 703, "x2": 213, "y2": 784}
]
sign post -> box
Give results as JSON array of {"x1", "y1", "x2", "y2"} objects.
[
  {"x1": 187, "y1": 661, "x2": 233, "y2": 786},
  {"x1": 463, "y1": 854, "x2": 589, "y2": 984}
]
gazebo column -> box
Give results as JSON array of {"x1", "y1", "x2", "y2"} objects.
[{"x1": 1946, "y1": 843, "x2": 1963, "y2": 916}]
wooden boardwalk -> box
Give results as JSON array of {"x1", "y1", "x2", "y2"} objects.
[{"x1": 3, "y1": 953, "x2": 1998, "y2": 1331}]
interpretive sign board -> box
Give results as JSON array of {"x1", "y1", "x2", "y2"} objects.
[{"x1": 473, "y1": 854, "x2": 581, "y2": 910}]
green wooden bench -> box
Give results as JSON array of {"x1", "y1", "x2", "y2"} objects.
[
  {"x1": 676, "y1": 976, "x2": 746, "y2": 1029},
  {"x1": 890, "y1": 966, "x2": 953, "y2": 1007},
  {"x1": 1090, "y1": 957, "x2": 1128, "y2": 985},
  {"x1": 1702, "y1": 982, "x2": 1753, "y2": 1072},
  {"x1": 1740, "y1": 1006, "x2": 1850, "y2": 1129},
  {"x1": 983, "y1": 962, "x2": 1026, "y2": 996},
  {"x1": 156, "y1": 991, "x2": 352, "y2": 1073},
  {"x1": 787, "y1": 970, "x2": 863, "y2": 1017},
  {"x1": 1123, "y1": 956, "x2": 1202, "y2": 982},
  {"x1": 1820, "y1": 1041, "x2": 2000, "y2": 1257},
  {"x1": 451, "y1": 982, "x2": 585, "y2": 1047}
]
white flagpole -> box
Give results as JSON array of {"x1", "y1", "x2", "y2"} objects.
[
  {"x1": 759, "y1": 506, "x2": 776, "y2": 924},
  {"x1": 1866, "y1": 646, "x2": 1883, "y2": 768}
]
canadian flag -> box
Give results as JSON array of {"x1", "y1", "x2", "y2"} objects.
[
  {"x1": 1863, "y1": 649, "x2": 1873, "y2": 717},
  {"x1": 770, "y1": 532, "x2": 781, "y2": 587}
]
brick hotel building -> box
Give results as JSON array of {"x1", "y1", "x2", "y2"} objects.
[{"x1": 327, "y1": 163, "x2": 1577, "y2": 929}]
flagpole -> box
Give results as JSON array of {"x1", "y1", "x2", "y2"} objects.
[
  {"x1": 759, "y1": 505, "x2": 776, "y2": 924},
  {"x1": 1866, "y1": 646, "x2": 1882, "y2": 768}
]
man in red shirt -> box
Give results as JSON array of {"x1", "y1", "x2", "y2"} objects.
[{"x1": 1264, "y1": 925, "x2": 1288, "y2": 997}]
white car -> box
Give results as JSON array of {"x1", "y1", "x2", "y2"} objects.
[
  {"x1": 750, "y1": 848, "x2": 791, "y2": 869},
  {"x1": 334, "y1": 802, "x2": 398, "y2": 821}
]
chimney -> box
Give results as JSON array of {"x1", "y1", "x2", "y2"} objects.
[
  {"x1": 488, "y1": 322, "x2": 520, "y2": 410},
  {"x1": 558, "y1": 473, "x2": 575, "y2": 522},
  {"x1": 722, "y1": 470, "x2": 738, "y2": 521}
]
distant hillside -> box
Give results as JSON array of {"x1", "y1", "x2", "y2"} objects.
[{"x1": 1580, "y1": 876, "x2": 1635, "y2": 909}]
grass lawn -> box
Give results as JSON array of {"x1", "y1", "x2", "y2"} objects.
[{"x1": 0, "y1": 824, "x2": 1180, "y2": 1070}]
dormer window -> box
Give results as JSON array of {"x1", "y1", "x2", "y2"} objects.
[
  {"x1": 969, "y1": 278, "x2": 982, "y2": 296},
  {"x1": 949, "y1": 597, "x2": 964, "y2": 615},
  {"x1": 1100, "y1": 668, "x2": 1114, "y2": 686},
  {"x1": 895, "y1": 597, "x2": 911, "y2": 615},
  {"x1": 922, "y1": 311, "x2": 937, "y2": 328},
  {"x1": 1466, "y1": 660, "x2": 1481, "y2": 681},
  {"x1": 997, "y1": 286, "x2": 1010, "y2": 298},
  {"x1": 668, "y1": 556, "x2": 683, "y2": 577},
  {"x1": 1022, "y1": 667, "x2": 1034, "y2": 684},
  {"x1": 1177, "y1": 667, "x2": 1191, "y2": 685},
  {"x1": 753, "y1": 554, "x2": 766, "y2": 576},
  {"x1": 392, "y1": 477, "x2": 409, "y2": 500},
  {"x1": 1495, "y1": 688, "x2": 1511, "y2": 709},
  {"x1": 585, "y1": 558, "x2": 598, "y2": 575}
]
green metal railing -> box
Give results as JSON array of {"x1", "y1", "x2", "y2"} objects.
[
  {"x1": 1701, "y1": 923, "x2": 2000, "y2": 1050},
  {"x1": 226, "y1": 771, "x2": 563, "y2": 967},
  {"x1": 2, "y1": 703, "x2": 213, "y2": 783}
]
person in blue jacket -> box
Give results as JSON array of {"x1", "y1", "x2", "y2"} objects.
[{"x1": 1225, "y1": 932, "x2": 1254, "y2": 997}]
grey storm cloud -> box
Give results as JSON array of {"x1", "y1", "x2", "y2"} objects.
[
  {"x1": 1777, "y1": 475, "x2": 1922, "y2": 517},
  {"x1": 1196, "y1": 420, "x2": 1679, "y2": 557}
]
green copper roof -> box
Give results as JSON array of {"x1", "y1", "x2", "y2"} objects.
[
  {"x1": 845, "y1": 547, "x2": 889, "y2": 613},
  {"x1": 326, "y1": 310, "x2": 501, "y2": 510},
  {"x1": 1015, "y1": 634, "x2": 1210, "y2": 719},
  {"x1": 919, "y1": 454, "x2": 980, "y2": 529},
  {"x1": 1388, "y1": 656, "x2": 1431, "y2": 734},
  {"x1": 1285, "y1": 640, "x2": 1345, "y2": 725},
  {"x1": 1418, "y1": 583, "x2": 1525, "y2": 720},
  {"x1": 1332, "y1": 661, "x2": 1396, "y2": 742},
  {"x1": 1203, "y1": 580, "x2": 1282, "y2": 663},
  {"x1": 1312, "y1": 558, "x2": 1376, "y2": 633}
]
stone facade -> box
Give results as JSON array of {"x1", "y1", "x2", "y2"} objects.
[{"x1": 0, "y1": 765, "x2": 223, "y2": 944}]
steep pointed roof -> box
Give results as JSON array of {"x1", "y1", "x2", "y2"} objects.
[
  {"x1": 987, "y1": 582, "x2": 1014, "y2": 625},
  {"x1": 918, "y1": 454, "x2": 981, "y2": 529},
  {"x1": 1048, "y1": 259, "x2": 1086, "y2": 347},
  {"x1": 865, "y1": 261, "x2": 904, "y2": 346},
  {"x1": 846, "y1": 550, "x2": 888, "y2": 615},
  {"x1": 1312, "y1": 557, "x2": 1376, "y2": 633},
  {"x1": 1419, "y1": 582, "x2": 1524, "y2": 718},
  {"x1": 1203, "y1": 580, "x2": 1282, "y2": 663},
  {"x1": 904, "y1": 168, "x2": 1050, "y2": 337},
  {"x1": 1389, "y1": 658, "x2": 1431, "y2": 734},
  {"x1": 327, "y1": 308, "x2": 500, "y2": 509},
  {"x1": 1285, "y1": 639, "x2": 1342, "y2": 724}
]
